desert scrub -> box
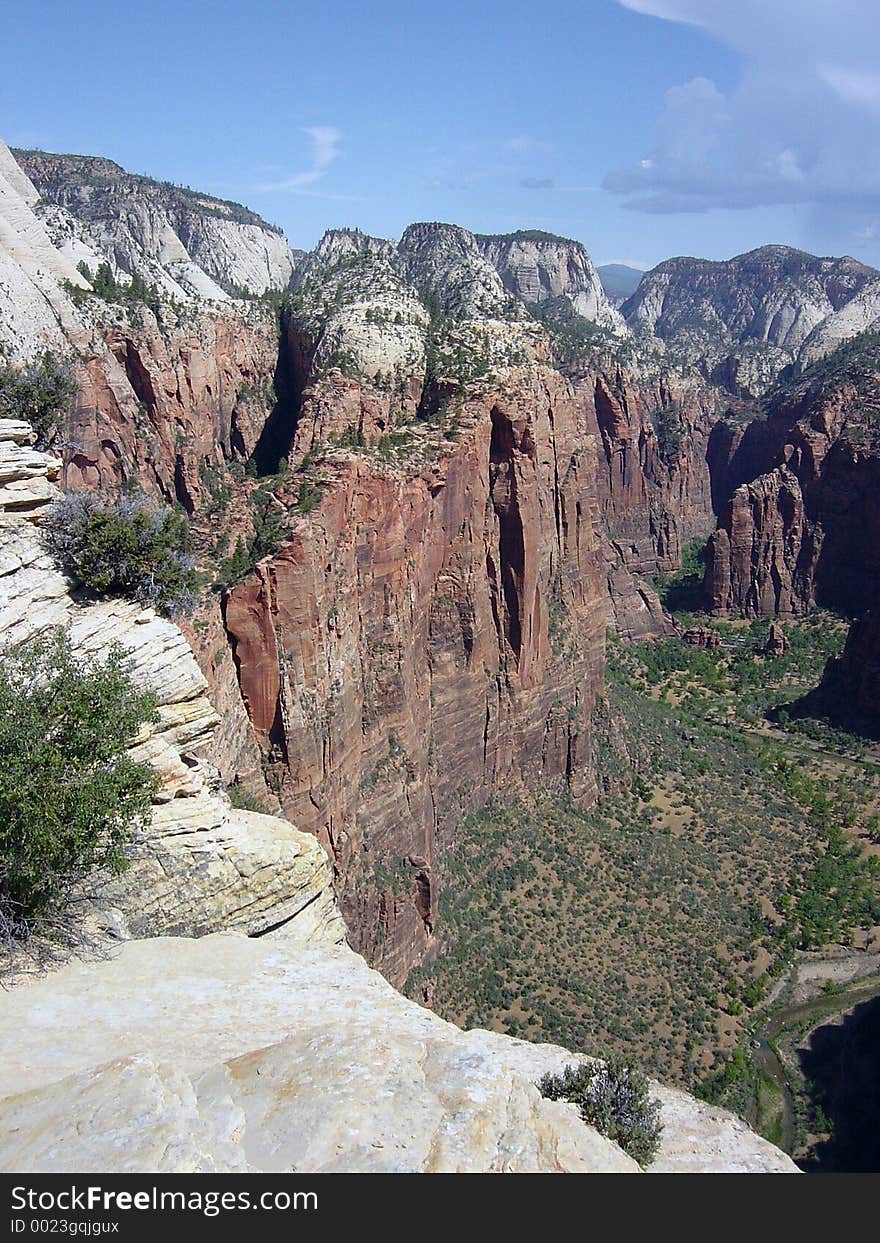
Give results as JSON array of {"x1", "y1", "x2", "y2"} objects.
[
  {"x1": 0, "y1": 350, "x2": 77, "y2": 444},
  {"x1": 226, "y1": 785, "x2": 273, "y2": 815},
  {"x1": 538, "y1": 1058, "x2": 663, "y2": 1166},
  {"x1": 0, "y1": 629, "x2": 159, "y2": 945},
  {"x1": 43, "y1": 492, "x2": 198, "y2": 618}
]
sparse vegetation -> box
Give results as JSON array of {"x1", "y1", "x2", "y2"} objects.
[
  {"x1": 64, "y1": 262, "x2": 162, "y2": 318},
  {"x1": 650, "y1": 401, "x2": 684, "y2": 459},
  {"x1": 216, "y1": 485, "x2": 291, "y2": 588},
  {"x1": 226, "y1": 785, "x2": 273, "y2": 815},
  {"x1": 409, "y1": 610, "x2": 880, "y2": 1093}
]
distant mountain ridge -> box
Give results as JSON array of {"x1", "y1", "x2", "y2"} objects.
[
  {"x1": 13, "y1": 147, "x2": 297, "y2": 301},
  {"x1": 10, "y1": 142, "x2": 880, "y2": 399},
  {"x1": 597, "y1": 263, "x2": 644, "y2": 306},
  {"x1": 622, "y1": 244, "x2": 880, "y2": 395}
]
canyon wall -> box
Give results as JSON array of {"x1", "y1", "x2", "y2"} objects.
[
  {"x1": 706, "y1": 348, "x2": 880, "y2": 618},
  {"x1": 222, "y1": 367, "x2": 607, "y2": 984},
  {"x1": 0, "y1": 422, "x2": 796, "y2": 1178}
]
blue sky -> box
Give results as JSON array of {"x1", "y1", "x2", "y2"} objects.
[{"x1": 4, "y1": 0, "x2": 880, "y2": 269}]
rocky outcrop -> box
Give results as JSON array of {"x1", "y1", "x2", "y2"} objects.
[
  {"x1": 477, "y1": 231, "x2": 626, "y2": 332},
  {"x1": 0, "y1": 422, "x2": 343, "y2": 943},
  {"x1": 397, "y1": 222, "x2": 526, "y2": 323},
  {"x1": 764, "y1": 621, "x2": 790, "y2": 656},
  {"x1": 15, "y1": 149, "x2": 295, "y2": 300},
  {"x1": 705, "y1": 466, "x2": 815, "y2": 618},
  {"x1": 706, "y1": 340, "x2": 880, "y2": 618},
  {"x1": 0, "y1": 418, "x2": 62, "y2": 516},
  {"x1": 0, "y1": 429, "x2": 796, "y2": 1179},
  {"x1": 683, "y1": 625, "x2": 720, "y2": 650},
  {"x1": 624, "y1": 245, "x2": 880, "y2": 396},
  {"x1": 0, "y1": 932, "x2": 797, "y2": 1173},
  {"x1": 222, "y1": 366, "x2": 607, "y2": 983},
  {"x1": 0, "y1": 139, "x2": 88, "y2": 361}
]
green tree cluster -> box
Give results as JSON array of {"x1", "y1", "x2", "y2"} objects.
[{"x1": 0, "y1": 630, "x2": 158, "y2": 941}]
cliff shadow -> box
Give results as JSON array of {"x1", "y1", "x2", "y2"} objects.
[
  {"x1": 797, "y1": 994, "x2": 880, "y2": 1172},
  {"x1": 249, "y1": 309, "x2": 307, "y2": 476},
  {"x1": 771, "y1": 682, "x2": 880, "y2": 743}
]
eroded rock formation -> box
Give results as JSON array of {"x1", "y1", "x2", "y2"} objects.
[
  {"x1": 706, "y1": 346, "x2": 880, "y2": 618},
  {"x1": 222, "y1": 368, "x2": 607, "y2": 983}
]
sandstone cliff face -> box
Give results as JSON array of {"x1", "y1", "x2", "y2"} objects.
[
  {"x1": 63, "y1": 302, "x2": 282, "y2": 506},
  {"x1": 476, "y1": 231, "x2": 627, "y2": 333},
  {"x1": 561, "y1": 361, "x2": 719, "y2": 637},
  {"x1": 0, "y1": 144, "x2": 808, "y2": 1177},
  {"x1": 16, "y1": 149, "x2": 295, "y2": 300},
  {"x1": 222, "y1": 367, "x2": 607, "y2": 984},
  {"x1": 624, "y1": 245, "x2": 880, "y2": 396},
  {"x1": 706, "y1": 347, "x2": 880, "y2": 618},
  {"x1": 0, "y1": 137, "x2": 290, "y2": 518},
  {"x1": 705, "y1": 466, "x2": 816, "y2": 618}
]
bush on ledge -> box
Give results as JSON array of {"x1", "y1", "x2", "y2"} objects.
[
  {"x1": 0, "y1": 351, "x2": 77, "y2": 444},
  {"x1": 538, "y1": 1056, "x2": 663, "y2": 1167},
  {"x1": 43, "y1": 492, "x2": 199, "y2": 618},
  {"x1": 0, "y1": 629, "x2": 159, "y2": 946}
]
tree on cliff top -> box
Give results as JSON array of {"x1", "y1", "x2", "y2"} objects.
[
  {"x1": 538, "y1": 1057, "x2": 663, "y2": 1166},
  {"x1": 0, "y1": 629, "x2": 159, "y2": 950}
]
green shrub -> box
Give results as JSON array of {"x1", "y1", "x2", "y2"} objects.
[
  {"x1": 0, "y1": 629, "x2": 159, "y2": 940},
  {"x1": 0, "y1": 351, "x2": 77, "y2": 443},
  {"x1": 538, "y1": 1057, "x2": 663, "y2": 1166},
  {"x1": 226, "y1": 785, "x2": 272, "y2": 814},
  {"x1": 43, "y1": 492, "x2": 198, "y2": 617}
]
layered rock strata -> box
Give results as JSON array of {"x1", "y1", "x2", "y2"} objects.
[{"x1": 222, "y1": 366, "x2": 608, "y2": 983}]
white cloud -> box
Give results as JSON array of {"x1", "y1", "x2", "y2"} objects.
[
  {"x1": 254, "y1": 126, "x2": 342, "y2": 193},
  {"x1": 505, "y1": 135, "x2": 552, "y2": 154},
  {"x1": 607, "y1": 0, "x2": 880, "y2": 248},
  {"x1": 819, "y1": 65, "x2": 880, "y2": 111}
]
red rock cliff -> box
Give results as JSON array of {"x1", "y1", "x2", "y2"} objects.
[{"x1": 222, "y1": 367, "x2": 607, "y2": 984}]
